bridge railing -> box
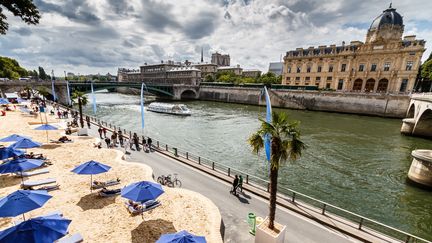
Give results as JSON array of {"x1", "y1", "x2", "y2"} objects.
[{"x1": 54, "y1": 102, "x2": 430, "y2": 243}]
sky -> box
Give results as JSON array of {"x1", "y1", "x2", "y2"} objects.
[{"x1": 0, "y1": 0, "x2": 431, "y2": 76}]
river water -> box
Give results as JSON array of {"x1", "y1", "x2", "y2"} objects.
[{"x1": 82, "y1": 91, "x2": 432, "y2": 239}]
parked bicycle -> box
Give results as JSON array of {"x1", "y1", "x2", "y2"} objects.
[{"x1": 157, "y1": 173, "x2": 182, "y2": 188}]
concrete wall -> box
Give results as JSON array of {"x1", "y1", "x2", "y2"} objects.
[{"x1": 199, "y1": 86, "x2": 410, "y2": 118}]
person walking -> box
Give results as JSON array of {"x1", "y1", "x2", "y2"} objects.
[
  {"x1": 237, "y1": 175, "x2": 243, "y2": 192},
  {"x1": 118, "y1": 130, "x2": 123, "y2": 146},
  {"x1": 102, "y1": 127, "x2": 107, "y2": 138},
  {"x1": 111, "y1": 133, "x2": 117, "y2": 147},
  {"x1": 104, "y1": 137, "x2": 111, "y2": 148},
  {"x1": 124, "y1": 138, "x2": 130, "y2": 154},
  {"x1": 132, "y1": 133, "x2": 140, "y2": 151},
  {"x1": 147, "y1": 137, "x2": 153, "y2": 152},
  {"x1": 97, "y1": 127, "x2": 103, "y2": 139},
  {"x1": 230, "y1": 175, "x2": 239, "y2": 195},
  {"x1": 86, "y1": 116, "x2": 91, "y2": 128}
]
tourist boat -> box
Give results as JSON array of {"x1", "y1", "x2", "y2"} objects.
[{"x1": 147, "y1": 102, "x2": 191, "y2": 116}]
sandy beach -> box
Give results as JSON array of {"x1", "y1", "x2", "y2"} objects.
[{"x1": 0, "y1": 108, "x2": 222, "y2": 243}]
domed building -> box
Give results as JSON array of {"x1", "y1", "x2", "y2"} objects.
[{"x1": 282, "y1": 5, "x2": 426, "y2": 93}]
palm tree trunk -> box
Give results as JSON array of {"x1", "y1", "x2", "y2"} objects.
[
  {"x1": 78, "y1": 97, "x2": 84, "y2": 128},
  {"x1": 268, "y1": 166, "x2": 278, "y2": 230}
]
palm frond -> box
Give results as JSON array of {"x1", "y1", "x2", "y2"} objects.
[{"x1": 248, "y1": 133, "x2": 264, "y2": 154}]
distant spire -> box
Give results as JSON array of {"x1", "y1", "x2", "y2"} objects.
[
  {"x1": 389, "y1": 2, "x2": 392, "y2": 8},
  {"x1": 201, "y1": 47, "x2": 204, "y2": 63}
]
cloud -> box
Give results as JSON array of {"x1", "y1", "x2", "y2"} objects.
[{"x1": 0, "y1": 0, "x2": 430, "y2": 75}]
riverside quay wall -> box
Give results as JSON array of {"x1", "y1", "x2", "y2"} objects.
[{"x1": 198, "y1": 86, "x2": 410, "y2": 118}]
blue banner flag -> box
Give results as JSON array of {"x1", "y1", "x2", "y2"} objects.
[
  {"x1": 66, "y1": 81, "x2": 71, "y2": 106},
  {"x1": 91, "y1": 82, "x2": 97, "y2": 114},
  {"x1": 263, "y1": 86, "x2": 272, "y2": 162},
  {"x1": 140, "y1": 83, "x2": 145, "y2": 130},
  {"x1": 51, "y1": 80, "x2": 56, "y2": 101}
]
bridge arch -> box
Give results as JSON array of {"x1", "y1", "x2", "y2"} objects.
[
  {"x1": 180, "y1": 89, "x2": 198, "y2": 99},
  {"x1": 407, "y1": 103, "x2": 415, "y2": 118},
  {"x1": 413, "y1": 109, "x2": 432, "y2": 138}
]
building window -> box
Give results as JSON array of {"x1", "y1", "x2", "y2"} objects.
[
  {"x1": 287, "y1": 67, "x2": 292, "y2": 73},
  {"x1": 326, "y1": 76, "x2": 332, "y2": 81},
  {"x1": 384, "y1": 62, "x2": 390, "y2": 71},
  {"x1": 406, "y1": 61, "x2": 413, "y2": 71},
  {"x1": 286, "y1": 77, "x2": 290, "y2": 81},
  {"x1": 341, "y1": 64, "x2": 346, "y2": 72},
  {"x1": 359, "y1": 64, "x2": 365, "y2": 72},
  {"x1": 296, "y1": 67, "x2": 301, "y2": 73},
  {"x1": 337, "y1": 79, "x2": 344, "y2": 90},
  {"x1": 317, "y1": 66, "x2": 322, "y2": 72},
  {"x1": 328, "y1": 65, "x2": 333, "y2": 72},
  {"x1": 295, "y1": 77, "x2": 300, "y2": 81},
  {"x1": 315, "y1": 82, "x2": 320, "y2": 86},
  {"x1": 307, "y1": 66, "x2": 311, "y2": 73},
  {"x1": 316, "y1": 77, "x2": 321, "y2": 81},
  {"x1": 326, "y1": 83, "x2": 331, "y2": 89},
  {"x1": 305, "y1": 77, "x2": 310, "y2": 81},
  {"x1": 400, "y1": 79, "x2": 408, "y2": 92},
  {"x1": 371, "y1": 64, "x2": 377, "y2": 72}
]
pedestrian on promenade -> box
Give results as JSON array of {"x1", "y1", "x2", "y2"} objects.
[
  {"x1": 142, "y1": 136, "x2": 149, "y2": 153},
  {"x1": 118, "y1": 130, "x2": 123, "y2": 146},
  {"x1": 98, "y1": 127, "x2": 103, "y2": 139},
  {"x1": 111, "y1": 133, "x2": 117, "y2": 147},
  {"x1": 104, "y1": 137, "x2": 111, "y2": 148},
  {"x1": 133, "y1": 133, "x2": 140, "y2": 151},
  {"x1": 230, "y1": 175, "x2": 239, "y2": 195},
  {"x1": 57, "y1": 110, "x2": 61, "y2": 119},
  {"x1": 86, "y1": 116, "x2": 91, "y2": 128},
  {"x1": 147, "y1": 137, "x2": 153, "y2": 152},
  {"x1": 237, "y1": 175, "x2": 243, "y2": 192},
  {"x1": 124, "y1": 138, "x2": 130, "y2": 154},
  {"x1": 102, "y1": 127, "x2": 107, "y2": 138}
]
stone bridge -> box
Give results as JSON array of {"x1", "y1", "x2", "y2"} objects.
[
  {"x1": 0, "y1": 81, "x2": 200, "y2": 104},
  {"x1": 401, "y1": 93, "x2": 432, "y2": 138}
]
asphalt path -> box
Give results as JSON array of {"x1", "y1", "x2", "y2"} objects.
[{"x1": 83, "y1": 122, "x2": 359, "y2": 243}]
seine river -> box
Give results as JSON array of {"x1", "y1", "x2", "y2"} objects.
[{"x1": 82, "y1": 91, "x2": 432, "y2": 239}]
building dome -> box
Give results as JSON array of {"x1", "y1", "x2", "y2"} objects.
[{"x1": 370, "y1": 4, "x2": 403, "y2": 30}]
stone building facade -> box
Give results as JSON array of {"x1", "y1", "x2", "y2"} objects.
[
  {"x1": 242, "y1": 69, "x2": 262, "y2": 78},
  {"x1": 193, "y1": 63, "x2": 218, "y2": 79},
  {"x1": 282, "y1": 5, "x2": 426, "y2": 93}
]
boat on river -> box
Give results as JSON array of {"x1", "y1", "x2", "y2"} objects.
[{"x1": 147, "y1": 102, "x2": 191, "y2": 116}]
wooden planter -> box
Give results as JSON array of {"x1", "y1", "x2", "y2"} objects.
[{"x1": 255, "y1": 217, "x2": 286, "y2": 243}]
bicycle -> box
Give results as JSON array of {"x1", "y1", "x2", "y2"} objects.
[{"x1": 157, "y1": 173, "x2": 182, "y2": 188}]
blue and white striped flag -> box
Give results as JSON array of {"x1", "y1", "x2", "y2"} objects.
[{"x1": 263, "y1": 86, "x2": 272, "y2": 162}]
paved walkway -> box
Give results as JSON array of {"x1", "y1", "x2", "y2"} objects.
[{"x1": 82, "y1": 124, "x2": 359, "y2": 243}]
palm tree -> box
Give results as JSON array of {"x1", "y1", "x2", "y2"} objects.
[
  {"x1": 71, "y1": 91, "x2": 88, "y2": 128},
  {"x1": 248, "y1": 111, "x2": 305, "y2": 230}
]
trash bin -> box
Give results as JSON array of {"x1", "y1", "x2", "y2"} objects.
[{"x1": 247, "y1": 213, "x2": 256, "y2": 235}]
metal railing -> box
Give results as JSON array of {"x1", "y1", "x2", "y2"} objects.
[{"x1": 52, "y1": 102, "x2": 430, "y2": 243}]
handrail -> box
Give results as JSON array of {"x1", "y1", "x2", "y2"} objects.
[{"x1": 51, "y1": 101, "x2": 430, "y2": 243}]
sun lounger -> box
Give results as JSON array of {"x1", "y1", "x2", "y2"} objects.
[
  {"x1": 14, "y1": 168, "x2": 49, "y2": 177},
  {"x1": 50, "y1": 139, "x2": 73, "y2": 144},
  {"x1": 56, "y1": 233, "x2": 84, "y2": 243},
  {"x1": 91, "y1": 178, "x2": 121, "y2": 189},
  {"x1": 125, "y1": 200, "x2": 161, "y2": 215},
  {"x1": 21, "y1": 178, "x2": 56, "y2": 189},
  {"x1": 33, "y1": 184, "x2": 60, "y2": 191},
  {"x1": 98, "y1": 188, "x2": 121, "y2": 197}
]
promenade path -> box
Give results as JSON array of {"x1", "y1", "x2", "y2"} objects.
[{"x1": 84, "y1": 126, "x2": 359, "y2": 243}]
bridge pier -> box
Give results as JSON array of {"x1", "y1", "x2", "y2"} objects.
[
  {"x1": 400, "y1": 118, "x2": 415, "y2": 135},
  {"x1": 408, "y1": 150, "x2": 432, "y2": 189}
]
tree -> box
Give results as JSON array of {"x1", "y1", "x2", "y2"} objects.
[
  {"x1": 421, "y1": 59, "x2": 432, "y2": 81},
  {"x1": 204, "y1": 74, "x2": 215, "y2": 82},
  {"x1": 248, "y1": 111, "x2": 305, "y2": 230},
  {"x1": 71, "y1": 91, "x2": 88, "y2": 128},
  {"x1": 0, "y1": 56, "x2": 28, "y2": 79},
  {"x1": 0, "y1": 0, "x2": 41, "y2": 35},
  {"x1": 257, "y1": 72, "x2": 282, "y2": 85},
  {"x1": 38, "y1": 66, "x2": 47, "y2": 80},
  {"x1": 36, "y1": 86, "x2": 49, "y2": 99}
]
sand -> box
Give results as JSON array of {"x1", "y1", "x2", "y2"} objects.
[{"x1": 0, "y1": 109, "x2": 222, "y2": 243}]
